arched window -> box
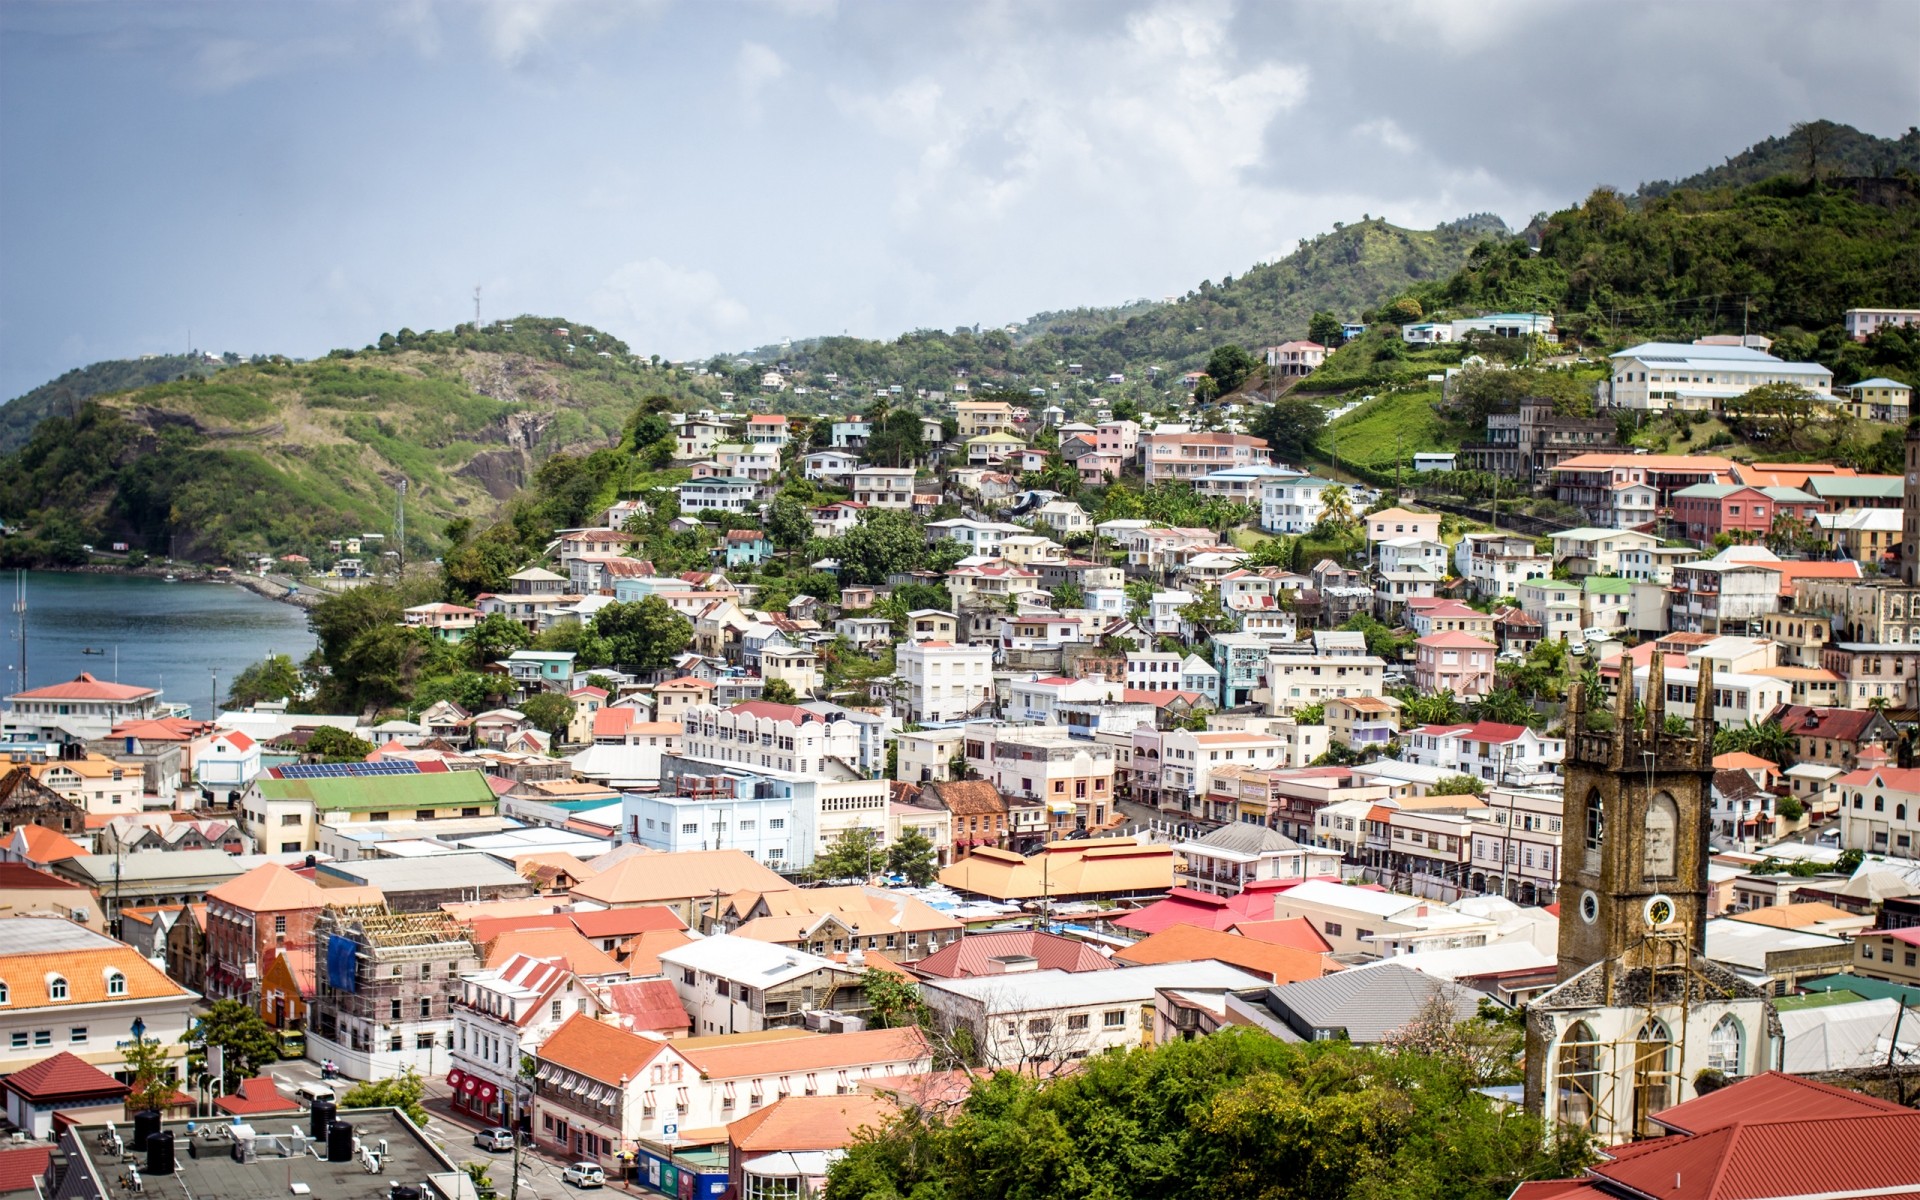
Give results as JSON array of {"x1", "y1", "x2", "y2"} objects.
[
  {"x1": 1555, "y1": 1021, "x2": 1603, "y2": 1131},
  {"x1": 48, "y1": 975, "x2": 68, "y2": 1001},
  {"x1": 0, "y1": 981, "x2": 8, "y2": 1005},
  {"x1": 1898, "y1": 805, "x2": 1908, "y2": 822},
  {"x1": 105, "y1": 970, "x2": 127, "y2": 997},
  {"x1": 1633, "y1": 1018, "x2": 1675, "y2": 1137},
  {"x1": 1707, "y1": 1015, "x2": 1743, "y2": 1075},
  {"x1": 1584, "y1": 789, "x2": 1605, "y2": 864},
  {"x1": 1644, "y1": 793, "x2": 1678, "y2": 879}
]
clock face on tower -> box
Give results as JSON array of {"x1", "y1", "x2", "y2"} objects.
[
  {"x1": 1579, "y1": 891, "x2": 1599, "y2": 924},
  {"x1": 1644, "y1": 894, "x2": 1676, "y2": 929}
]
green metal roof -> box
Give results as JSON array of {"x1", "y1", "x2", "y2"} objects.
[
  {"x1": 255, "y1": 769, "x2": 499, "y2": 812},
  {"x1": 1772, "y1": 988, "x2": 1868, "y2": 1011},
  {"x1": 1806, "y1": 476, "x2": 1903, "y2": 497},
  {"x1": 1798, "y1": 973, "x2": 1920, "y2": 1007},
  {"x1": 1583, "y1": 577, "x2": 1634, "y2": 595}
]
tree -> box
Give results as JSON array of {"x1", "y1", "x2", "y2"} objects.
[
  {"x1": 1472, "y1": 685, "x2": 1538, "y2": 729},
  {"x1": 761, "y1": 678, "x2": 799, "y2": 704},
  {"x1": 1204, "y1": 345, "x2": 1258, "y2": 395},
  {"x1": 1245, "y1": 395, "x2": 1325, "y2": 466},
  {"x1": 1178, "y1": 587, "x2": 1231, "y2": 640},
  {"x1": 1308, "y1": 310, "x2": 1345, "y2": 347},
  {"x1": 1317, "y1": 484, "x2": 1355, "y2": 532},
  {"x1": 226, "y1": 653, "x2": 303, "y2": 709},
  {"x1": 810, "y1": 827, "x2": 881, "y2": 882},
  {"x1": 592, "y1": 597, "x2": 693, "y2": 670},
  {"x1": 1712, "y1": 719, "x2": 1795, "y2": 767},
  {"x1": 1293, "y1": 702, "x2": 1326, "y2": 725},
  {"x1": 339, "y1": 1066, "x2": 429, "y2": 1127},
  {"x1": 863, "y1": 967, "x2": 932, "y2": 1028},
  {"x1": 1097, "y1": 483, "x2": 1145, "y2": 522},
  {"x1": 887, "y1": 829, "x2": 938, "y2": 886},
  {"x1": 1837, "y1": 848, "x2": 1865, "y2": 875},
  {"x1": 1049, "y1": 582, "x2": 1084, "y2": 611},
  {"x1": 306, "y1": 725, "x2": 374, "y2": 763},
  {"x1": 466, "y1": 612, "x2": 532, "y2": 668},
  {"x1": 1433, "y1": 773, "x2": 1487, "y2": 797},
  {"x1": 122, "y1": 1035, "x2": 177, "y2": 1114},
  {"x1": 835, "y1": 508, "x2": 931, "y2": 586},
  {"x1": 1386, "y1": 296, "x2": 1424, "y2": 324},
  {"x1": 197, "y1": 998, "x2": 280, "y2": 1089},
  {"x1": 1776, "y1": 795, "x2": 1805, "y2": 822},
  {"x1": 767, "y1": 493, "x2": 814, "y2": 555},
  {"x1": 519, "y1": 692, "x2": 577, "y2": 740}
]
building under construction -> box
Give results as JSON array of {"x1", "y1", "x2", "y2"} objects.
[{"x1": 306, "y1": 905, "x2": 480, "y2": 1082}]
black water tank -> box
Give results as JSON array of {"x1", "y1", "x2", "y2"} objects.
[
  {"x1": 309, "y1": 1099, "x2": 337, "y2": 1141},
  {"x1": 146, "y1": 1131, "x2": 174, "y2": 1177},
  {"x1": 390, "y1": 1187, "x2": 421, "y2": 1200},
  {"x1": 133, "y1": 1109, "x2": 162, "y2": 1151},
  {"x1": 327, "y1": 1120, "x2": 354, "y2": 1163}
]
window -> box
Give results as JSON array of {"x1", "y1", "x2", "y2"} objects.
[
  {"x1": 33, "y1": 1030, "x2": 51, "y2": 1048},
  {"x1": 71, "y1": 1027, "x2": 89, "y2": 1044},
  {"x1": 7, "y1": 1032, "x2": 23, "y2": 1049},
  {"x1": 1555, "y1": 1021, "x2": 1602, "y2": 1130},
  {"x1": 106, "y1": 971, "x2": 126, "y2": 997},
  {"x1": 552, "y1": 999, "x2": 563, "y2": 1020},
  {"x1": 1324, "y1": 922, "x2": 1342, "y2": 936},
  {"x1": 1067, "y1": 1013, "x2": 1089, "y2": 1031},
  {"x1": 1707, "y1": 1015, "x2": 1743, "y2": 1074},
  {"x1": 417, "y1": 1033, "x2": 435, "y2": 1050},
  {"x1": 1103, "y1": 1010, "x2": 1126, "y2": 1028},
  {"x1": 0, "y1": 981, "x2": 9, "y2": 1005},
  {"x1": 390, "y1": 999, "x2": 402, "y2": 1020},
  {"x1": 420, "y1": 998, "x2": 433, "y2": 1019},
  {"x1": 48, "y1": 976, "x2": 67, "y2": 1001}
]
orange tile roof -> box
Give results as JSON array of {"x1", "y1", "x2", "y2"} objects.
[
  {"x1": 681, "y1": 1027, "x2": 929, "y2": 1080},
  {"x1": 8, "y1": 825, "x2": 89, "y2": 864},
  {"x1": 727, "y1": 1094, "x2": 897, "y2": 1153},
  {"x1": 484, "y1": 928, "x2": 624, "y2": 977},
  {"x1": 615, "y1": 928, "x2": 697, "y2": 976},
  {"x1": 1227, "y1": 917, "x2": 1334, "y2": 954},
  {"x1": 1550, "y1": 453, "x2": 1735, "y2": 473},
  {"x1": 536, "y1": 1013, "x2": 669, "y2": 1085},
  {"x1": 0, "y1": 936, "x2": 193, "y2": 1008},
  {"x1": 1711, "y1": 752, "x2": 1782, "y2": 775},
  {"x1": 569, "y1": 849, "x2": 793, "y2": 907},
  {"x1": 206, "y1": 862, "x2": 329, "y2": 912},
  {"x1": 1113, "y1": 925, "x2": 1332, "y2": 984},
  {"x1": 12, "y1": 672, "x2": 157, "y2": 701}
]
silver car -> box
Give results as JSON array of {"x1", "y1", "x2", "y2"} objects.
[
  {"x1": 562, "y1": 1163, "x2": 606, "y2": 1189},
  {"x1": 472, "y1": 1129, "x2": 513, "y2": 1152}
]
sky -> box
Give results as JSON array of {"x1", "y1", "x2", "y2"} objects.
[{"x1": 1, "y1": 0, "x2": 1916, "y2": 399}]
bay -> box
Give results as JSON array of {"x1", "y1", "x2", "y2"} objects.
[{"x1": 0, "y1": 571, "x2": 317, "y2": 720}]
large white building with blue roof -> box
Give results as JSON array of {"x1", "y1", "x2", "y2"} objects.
[{"x1": 1606, "y1": 341, "x2": 1834, "y2": 412}]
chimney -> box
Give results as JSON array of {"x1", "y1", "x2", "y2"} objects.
[{"x1": 985, "y1": 954, "x2": 1039, "y2": 975}]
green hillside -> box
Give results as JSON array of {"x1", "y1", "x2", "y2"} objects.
[
  {"x1": 713, "y1": 214, "x2": 1507, "y2": 407},
  {"x1": 0, "y1": 319, "x2": 712, "y2": 565},
  {"x1": 1637, "y1": 120, "x2": 1920, "y2": 199},
  {"x1": 0, "y1": 353, "x2": 233, "y2": 453}
]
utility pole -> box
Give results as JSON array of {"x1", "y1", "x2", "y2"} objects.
[
  {"x1": 394, "y1": 479, "x2": 408, "y2": 576},
  {"x1": 474, "y1": 286, "x2": 482, "y2": 330},
  {"x1": 11, "y1": 571, "x2": 25, "y2": 695}
]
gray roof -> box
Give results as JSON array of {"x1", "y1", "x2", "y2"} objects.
[
  {"x1": 1188, "y1": 823, "x2": 1305, "y2": 856},
  {"x1": 53, "y1": 849, "x2": 249, "y2": 887},
  {"x1": 1252, "y1": 961, "x2": 1483, "y2": 1042},
  {"x1": 315, "y1": 851, "x2": 529, "y2": 893}
]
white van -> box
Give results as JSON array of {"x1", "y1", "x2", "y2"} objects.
[{"x1": 294, "y1": 1083, "x2": 336, "y2": 1108}]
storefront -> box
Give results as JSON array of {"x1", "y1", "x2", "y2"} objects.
[
  {"x1": 446, "y1": 1068, "x2": 505, "y2": 1124},
  {"x1": 633, "y1": 1143, "x2": 728, "y2": 1199}
]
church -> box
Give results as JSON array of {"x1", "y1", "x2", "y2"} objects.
[{"x1": 1524, "y1": 656, "x2": 1781, "y2": 1140}]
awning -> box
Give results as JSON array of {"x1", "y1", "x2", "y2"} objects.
[{"x1": 447, "y1": 1069, "x2": 466, "y2": 1088}]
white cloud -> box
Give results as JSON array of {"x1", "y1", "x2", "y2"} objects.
[
  {"x1": 735, "y1": 41, "x2": 787, "y2": 113},
  {"x1": 585, "y1": 259, "x2": 751, "y2": 359}
]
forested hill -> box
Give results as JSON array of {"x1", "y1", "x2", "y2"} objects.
[
  {"x1": 719, "y1": 214, "x2": 1507, "y2": 396},
  {"x1": 0, "y1": 353, "x2": 233, "y2": 453},
  {"x1": 0, "y1": 320, "x2": 711, "y2": 566},
  {"x1": 1636, "y1": 120, "x2": 1920, "y2": 199}
]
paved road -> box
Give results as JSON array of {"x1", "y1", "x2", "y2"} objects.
[{"x1": 261, "y1": 1059, "x2": 602, "y2": 1199}]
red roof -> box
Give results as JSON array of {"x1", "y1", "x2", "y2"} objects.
[
  {"x1": 568, "y1": 906, "x2": 687, "y2": 939},
  {"x1": 911, "y1": 930, "x2": 1114, "y2": 979},
  {"x1": 13, "y1": 672, "x2": 157, "y2": 701},
  {"x1": 1227, "y1": 916, "x2": 1333, "y2": 953},
  {"x1": 1415, "y1": 631, "x2": 1497, "y2": 649},
  {"x1": 594, "y1": 707, "x2": 637, "y2": 739},
  {"x1": 1416, "y1": 721, "x2": 1529, "y2": 744},
  {"x1": 0, "y1": 1147, "x2": 52, "y2": 1193},
  {"x1": 0, "y1": 862, "x2": 88, "y2": 891},
  {"x1": 728, "y1": 701, "x2": 820, "y2": 724},
  {"x1": 3, "y1": 1052, "x2": 128, "y2": 1102},
  {"x1": 598, "y1": 977, "x2": 692, "y2": 1034},
  {"x1": 1591, "y1": 1110, "x2": 1920, "y2": 1200},
  {"x1": 1111, "y1": 881, "x2": 1315, "y2": 935},
  {"x1": 1650, "y1": 1069, "x2": 1910, "y2": 1135},
  {"x1": 214, "y1": 1075, "x2": 299, "y2": 1116}
]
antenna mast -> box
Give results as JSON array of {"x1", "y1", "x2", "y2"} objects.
[
  {"x1": 11, "y1": 571, "x2": 25, "y2": 694},
  {"x1": 474, "y1": 286, "x2": 482, "y2": 329},
  {"x1": 395, "y1": 479, "x2": 408, "y2": 576}
]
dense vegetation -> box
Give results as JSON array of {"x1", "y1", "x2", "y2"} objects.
[
  {"x1": 1635, "y1": 120, "x2": 1920, "y2": 199},
  {"x1": 0, "y1": 352, "x2": 232, "y2": 452},
  {"x1": 826, "y1": 1024, "x2": 1589, "y2": 1200},
  {"x1": 718, "y1": 215, "x2": 1505, "y2": 401},
  {"x1": 0, "y1": 318, "x2": 711, "y2": 563}
]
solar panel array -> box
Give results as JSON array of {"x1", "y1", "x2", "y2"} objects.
[{"x1": 269, "y1": 759, "x2": 423, "y2": 780}]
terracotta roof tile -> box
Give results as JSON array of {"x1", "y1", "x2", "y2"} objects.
[
  {"x1": 206, "y1": 862, "x2": 329, "y2": 912},
  {"x1": 536, "y1": 1013, "x2": 669, "y2": 1085},
  {"x1": 911, "y1": 930, "x2": 1114, "y2": 979},
  {"x1": 3, "y1": 1052, "x2": 127, "y2": 1101},
  {"x1": 1114, "y1": 925, "x2": 1331, "y2": 983},
  {"x1": 681, "y1": 1027, "x2": 929, "y2": 1080},
  {"x1": 484, "y1": 928, "x2": 624, "y2": 976},
  {"x1": 598, "y1": 978, "x2": 691, "y2": 1034},
  {"x1": 726, "y1": 1094, "x2": 897, "y2": 1153}
]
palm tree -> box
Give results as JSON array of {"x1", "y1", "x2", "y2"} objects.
[{"x1": 1319, "y1": 485, "x2": 1354, "y2": 530}]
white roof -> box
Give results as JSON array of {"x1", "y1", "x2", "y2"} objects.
[
  {"x1": 1350, "y1": 760, "x2": 1453, "y2": 785},
  {"x1": 1274, "y1": 878, "x2": 1426, "y2": 918},
  {"x1": 1702, "y1": 917, "x2": 1849, "y2": 971},
  {"x1": 1780, "y1": 998, "x2": 1917, "y2": 1073},
  {"x1": 656, "y1": 933, "x2": 841, "y2": 985},
  {"x1": 1611, "y1": 342, "x2": 1834, "y2": 377},
  {"x1": 1346, "y1": 940, "x2": 1553, "y2": 981},
  {"x1": 922, "y1": 961, "x2": 1268, "y2": 1009}
]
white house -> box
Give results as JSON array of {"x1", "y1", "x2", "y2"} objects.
[
  {"x1": 676, "y1": 476, "x2": 759, "y2": 515},
  {"x1": 1402, "y1": 721, "x2": 1564, "y2": 784},
  {"x1": 850, "y1": 467, "x2": 917, "y2": 510},
  {"x1": 1606, "y1": 342, "x2": 1835, "y2": 412},
  {"x1": 1259, "y1": 475, "x2": 1333, "y2": 534},
  {"x1": 896, "y1": 642, "x2": 994, "y2": 723}
]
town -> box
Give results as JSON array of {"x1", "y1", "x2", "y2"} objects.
[{"x1": 0, "y1": 305, "x2": 1917, "y2": 1200}]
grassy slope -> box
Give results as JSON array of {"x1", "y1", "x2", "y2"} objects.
[
  {"x1": 0, "y1": 354, "x2": 230, "y2": 452},
  {"x1": 0, "y1": 319, "x2": 713, "y2": 560}
]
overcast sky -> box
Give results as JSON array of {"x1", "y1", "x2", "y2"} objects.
[{"x1": 2, "y1": 0, "x2": 1916, "y2": 399}]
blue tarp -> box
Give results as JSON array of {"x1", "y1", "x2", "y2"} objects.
[{"x1": 325, "y1": 935, "x2": 358, "y2": 992}]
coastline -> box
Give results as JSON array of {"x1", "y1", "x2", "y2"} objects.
[{"x1": 26, "y1": 562, "x2": 323, "y2": 610}]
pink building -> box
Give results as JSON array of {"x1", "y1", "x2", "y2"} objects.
[
  {"x1": 1141, "y1": 430, "x2": 1272, "y2": 485},
  {"x1": 1670, "y1": 484, "x2": 1823, "y2": 546},
  {"x1": 1096, "y1": 420, "x2": 1140, "y2": 460},
  {"x1": 1265, "y1": 341, "x2": 1327, "y2": 378},
  {"x1": 1413, "y1": 632, "x2": 1497, "y2": 698}
]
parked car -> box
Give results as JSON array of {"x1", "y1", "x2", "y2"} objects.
[
  {"x1": 563, "y1": 1163, "x2": 606, "y2": 1189},
  {"x1": 473, "y1": 1129, "x2": 514, "y2": 1152}
]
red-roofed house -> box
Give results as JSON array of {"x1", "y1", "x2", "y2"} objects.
[
  {"x1": 1403, "y1": 721, "x2": 1564, "y2": 784},
  {"x1": 1521, "y1": 1070, "x2": 1920, "y2": 1200},
  {"x1": 0, "y1": 822, "x2": 90, "y2": 865},
  {"x1": 1, "y1": 1052, "x2": 128, "y2": 1136},
  {"x1": 214, "y1": 1074, "x2": 298, "y2": 1117},
  {"x1": 451, "y1": 953, "x2": 620, "y2": 1124},
  {"x1": 598, "y1": 978, "x2": 692, "y2": 1037},
  {"x1": 1832, "y1": 751, "x2": 1920, "y2": 858},
  {"x1": 910, "y1": 930, "x2": 1114, "y2": 979},
  {"x1": 1112, "y1": 879, "x2": 1321, "y2": 936},
  {"x1": 4, "y1": 673, "x2": 164, "y2": 742},
  {"x1": 0, "y1": 1146, "x2": 52, "y2": 1193},
  {"x1": 202, "y1": 863, "x2": 329, "y2": 1003}
]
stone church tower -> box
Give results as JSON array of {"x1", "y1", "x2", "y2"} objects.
[{"x1": 1524, "y1": 656, "x2": 1780, "y2": 1141}]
